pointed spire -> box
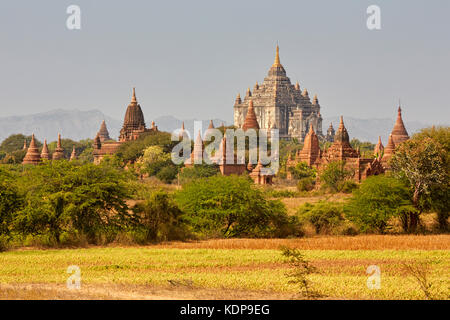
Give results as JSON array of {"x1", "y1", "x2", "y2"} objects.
[
  {"x1": 272, "y1": 44, "x2": 281, "y2": 67},
  {"x1": 41, "y1": 139, "x2": 50, "y2": 160},
  {"x1": 57, "y1": 133, "x2": 62, "y2": 148},
  {"x1": 302, "y1": 88, "x2": 309, "y2": 98},
  {"x1": 70, "y1": 145, "x2": 77, "y2": 161},
  {"x1": 295, "y1": 81, "x2": 300, "y2": 90},
  {"x1": 181, "y1": 121, "x2": 185, "y2": 130},
  {"x1": 23, "y1": 134, "x2": 41, "y2": 165},
  {"x1": 235, "y1": 93, "x2": 242, "y2": 105},
  {"x1": 242, "y1": 100, "x2": 260, "y2": 131},
  {"x1": 208, "y1": 120, "x2": 214, "y2": 129},
  {"x1": 98, "y1": 120, "x2": 111, "y2": 142},
  {"x1": 23, "y1": 139, "x2": 27, "y2": 150},
  {"x1": 131, "y1": 87, "x2": 137, "y2": 103},
  {"x1": 313, "y1": 94, "x2": 319, "y2": 105},
  {"x1": 254, "y1": 81, "x2": 259, "y2": 90},
  {"x1": 52, "y1": 133, "x2": 65, "y2": 161},
  {"x1": 246, "y1": 87, "x2": 252, "y2": 98},
  {"x1": 391, "y1": 104, "x2": 409, "y2": 145},
  {"x1": 29, "y1": 134, "x2": 36, "y2": 149},
  {"x1": 374, "y1": 136, "x2": 384, "y2": 160}
]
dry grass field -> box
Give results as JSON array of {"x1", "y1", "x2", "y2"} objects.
[{"x1": 0, "y1": 235, "x2": 449, "y2": 300}]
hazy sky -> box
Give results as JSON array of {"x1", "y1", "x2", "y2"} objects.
[{"x1": 0, "y1": 0, "x2": 449, "y2": 124}]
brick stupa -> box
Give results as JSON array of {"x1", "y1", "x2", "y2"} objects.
[
  {"x1": 52, "y1": 134, "x2": 65, "y2": 160},
  {"x1": 298, "y1": 124, "x2": 321, "y2": 166},
  {"x1": 242, "y1": 100, "x2": 260, "y2": 131},
  {"x1": 40, "y1": 139, "x2": 51, "y2": 160},
  {"x1": 22, "y1": 134, "x2": 41, "y2": 165},
  {"x1": 390, "y1": 106, "x2": 409, "y2": 145}
]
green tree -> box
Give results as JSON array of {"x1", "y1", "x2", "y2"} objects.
[
  {"x1": 133, "y1": 190, "x2": 185, "y2": 241},
  {"x1": 0, "y1": 134, "x2": 41, "y2": 154},
  {"x1": 13, "y1": 161, "x2": 133, "y2": 243},
  {"x1": 319, "y1": 160, "x2": 354, "y2": 192},
  {"x1": 0, "y1": 168, "x2": 22, "y2": 235},
  {"x1": 345, "y1": 175, "x2": 413, "y2": 233},
  {"x1": 296, "y1": 201, "x2": 344, "y2": 234},
  {"x1": 288, "y1": 161, "x2": 317, "y2": 180},
  {"x1": 175, "y1": 175, "x2": 294, "y2": 237},
  {"x1": 178, "y1": 164, "x2": 220, "y2": 184},
  {"x1": 408, "y1": 127, "x2": 450, "y2": 231},
  {"x1": 390, "y1": 134, "x2": 447, "y2": 232}
]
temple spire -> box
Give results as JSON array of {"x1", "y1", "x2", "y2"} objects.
[
  {"x1": 272, "y1": 45, "x2": 281, "y2": 67},
  {"x1": 242, "y1": 100, "x2": 260, "y2": 131},
  {"x1": 131, "y1": 87, "x2": 137, "y2": 103}
]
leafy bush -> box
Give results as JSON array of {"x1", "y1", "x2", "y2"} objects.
[
  {"x1": 175, "y1": 175, "x2": 299, "y2": 238},
  {"x1": 339, "y1": 180, "x2": 359, "y2": 194},
  {"x1": 296, "y1": 201, "x2": 344, "y2": 234},
  {"x1": 288, "y1": 162, "x2": 317, "y2": 180},
  {"x1": 11, "y1": 161, "x2": 133, "y2": 244},
  {"x1": 319, "y1": 161, "x2": 354, "y2": 193},
  {"x1": 297, "y1": 177, "x2": 316, "y2": 192},
  {"x1": 178, "y1": 164, "x2": 220, "y2": 184},
  {"x1": 345, "y1": 175, "x2": 413, "y2": 233},
  {"x1": 133, "y1": 190, "x2": 187, "y2": 242},
  {"x1": 266, "y1": 189, "x2": 298, "y2": 198},
  {"x1": 156, "y1": 165, "x2": 179, "y2": 184}
]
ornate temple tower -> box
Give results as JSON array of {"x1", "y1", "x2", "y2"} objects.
[
  {"x1": 119, "y1": 88, "x2": 147, "y2": 142},
  {"x1": 326, "y1": 123, "x2": 335, "y2": 142},
  {"x1": 52, "y1": 134, "x2": 65, "y2": 160},
  {"x1": 323, "y1": 116, "x2": 359, "y2": 162},
  {"x1": 22, "y1": 134, "x2": 41, "y2": 165},
  {"x1": 298, "y1": 124, "x2": 321, "y2": 166},
  {"x1": 97, "y1": 120, "x2": 111, "y2": 142},
  {"x1": 234, "y1": 45, "x2": 323, "y2": 141},
  {"x1": 390, "y1": 106, "x2": 409, "y2": 145},
  {"x1": 40, "y1": 139, "x2": 50, "y2": 160}
]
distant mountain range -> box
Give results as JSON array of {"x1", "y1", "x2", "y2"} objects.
[{"x1": 0, "y1": 109, "x2": 443, "y2": 144}]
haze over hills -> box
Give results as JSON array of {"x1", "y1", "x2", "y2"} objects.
[{"x1": 0, "y1": 109, "x2": 443, "y2": 144}]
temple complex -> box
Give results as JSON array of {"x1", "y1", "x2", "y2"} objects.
[
  {"x1": 287, "y1": 116, "x2": 385, "y2": 182},
  {"x1": 93, "y1": 88, "x2": 158, "y2": 164},
  {"x1": 234, "y1": 45, "x2": 323, "y2": 141}
]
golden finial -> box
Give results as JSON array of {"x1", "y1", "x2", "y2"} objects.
[
  {"x1": 272, "y1": 44, "x2": 281, "y2": 67},
  {"x1": 131, "y1": 87, "x2": 137, "y2": 103}
]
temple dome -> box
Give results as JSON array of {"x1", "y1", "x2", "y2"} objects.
[
  {"x1": 123, "y1": 88, "x2": 146, "y2": 130},
  {"x1": 391, "y1": 106, "x2": 409, "y2": 145}
]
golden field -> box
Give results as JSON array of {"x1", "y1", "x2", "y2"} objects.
[{"x1": 0, "y1": 235, "x2": 449, "y2": 300}]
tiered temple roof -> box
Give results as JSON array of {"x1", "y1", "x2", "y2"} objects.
[
  {"x1": 298, "y1": 124, "x2": 321, "y2": 166},
  {"x1": 119, "y1": 88, "x2": 147, "y2": 142},
  {"x1": 97, "y1": 120, "x2": 111, "y2": 142},
  {"x1": 242, "y1": 100, "x2": 260, "y2": 131},
  {"x1": 52, "y1": 134, "x2": 65, "y2": 160},
  {"x1": 323, "y1": 116, "x2": 359, "y2": 161},
  {"x1": 40, "y1": 139, "x2": 50, "y2": 160},
  {"x1": 390, "y1": 106, "x2": 409, "y2": 145},
  {"x1": 22, "y1": 134, "x2": 41, "y2": 165}
]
